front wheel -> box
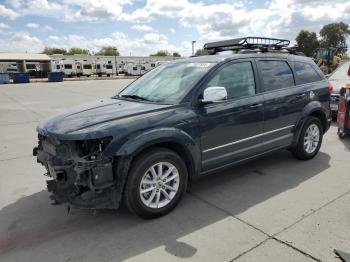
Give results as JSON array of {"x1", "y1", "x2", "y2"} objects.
[
  {"x1": 292, "y1": 117, "x2": 323, "y2": 160},
  {"x1": 124, "y1": 148, "x2": 188, "y2": 219}
]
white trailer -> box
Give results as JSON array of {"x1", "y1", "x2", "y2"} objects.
[
  {"x1": 76, "y1": 61, "x2": 94, "y2": 77},
  {"x1": 126, "y1": 63, "x2": 142, "y2": 76},
  {"x1": 61, "y1": 60, "x2": 77, "y2": 77},
  {"x1": 95, "y1": 61, "x2": 114, "y2": 77}
]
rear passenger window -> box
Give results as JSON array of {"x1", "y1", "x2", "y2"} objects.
[
  {"x1": 293, "y1": 62, "x2": 322, "y2": 85},
  {"x1": 258, "y1": 60, "x2": 294, "y2": 91}
]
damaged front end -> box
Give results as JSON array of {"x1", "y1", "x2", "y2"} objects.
[{"x1": 33, "y1": 134, "x2": 123, "y2": 209}]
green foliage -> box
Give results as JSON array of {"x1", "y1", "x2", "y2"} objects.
[
  {"x1": 67, "y1": 47, "x2": 90, "y2": 55},
  {"x1": 195, "y1": 48, "x2": 209, "y2": 56},
  {"x1": 150, "y1": 50, "x2": 171, "y2": 57},
  {"x1": 95, "y1": 46, "x2": 120, "y2": 56},
  {"x1": 173, "y1": 52, "x2": 181, "y2": 57},
  {"x1": 295, "y1": 30, "x2": 319, "y2": 57},
  {"x1": 42, "y1": 47, "x2": 67, "y2": 55},
  {"x1": 319, "y1": 22, "x2": 350, "y2": 50}
]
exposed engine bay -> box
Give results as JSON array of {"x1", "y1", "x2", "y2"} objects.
[{"x1": 33, "y1": 134, "x2": 124, "y2": 209}]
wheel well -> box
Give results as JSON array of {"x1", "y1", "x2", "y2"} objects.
[
  {"x1": 310, "y1": 110, "x2": 327, "y2": 132},
  {"x1": 133, "y1": 141, "x2": 195, "y2": 182}
]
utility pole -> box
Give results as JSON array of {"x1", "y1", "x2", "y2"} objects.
[
  {"x1": 113, "y1": 48, "x2": 118, "y2": 76},
  {"x1": 192, "y1": 41, "x2": 196, "y2": 56}
]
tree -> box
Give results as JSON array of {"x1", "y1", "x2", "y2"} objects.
[
  {"x1": 195, "y1": 48, "x2": 209, "y2": 56},
  {"x1": 172, "y1": 52, "x2": 181, "y2": 57},
  {"x1": 95, "y1": 46, "x2": 120, "y2": 56},
  {"x1": 67, "y1": 47, "x2": 90, "y2": 55},
  {"x1": 42, "y1": 47, "x2": 67, "y2": 55},
  {"x1": 295, "y1": 30, "x2": 319, "y2": 57},
  {"x1": 150, "y1": 50, "x2": 170, "y2": 57},
  {"x1": 319, "y1": 22, "x2": 350, "y2": 51}
]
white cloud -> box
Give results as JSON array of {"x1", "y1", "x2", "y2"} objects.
[
  {"x1": 26, "y1": 23, "x2": 39, "y2": 28},
  {"x1": 43, "y1": 25, "x2": 53, "y2": 31},
  {"x1": 42, "y1": 31, "x2": 191, "y2": 56},
  {"x1": 0, "y1": 4, "x2": 18, "y2": 19},
  {"x1": 0, "y1": 32, "x2": 44, "y2": 52},
  {"x1": 131, "y1": 24, "x2": 154, "y2": 32},
  {"x1": 1, "y1": 0, "x2": 350, "y2": 56},
  {"x1": 0, "y1": 22, "x2": 9, "y2": 30}
]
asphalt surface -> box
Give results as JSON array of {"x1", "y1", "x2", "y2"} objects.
[{"x1": 0, "y1": 80, "x2": 349, "y2": 262}]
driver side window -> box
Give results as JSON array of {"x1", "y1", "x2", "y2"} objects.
[{"x1": 207, "y1": 61, "x2": 256, "y2": 100}]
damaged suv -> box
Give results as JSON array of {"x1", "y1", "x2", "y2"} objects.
[{"x1": 34, "y1": 37, "x2": 331, "y2": 218}]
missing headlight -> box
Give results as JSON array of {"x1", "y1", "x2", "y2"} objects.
[{"x1": 76, "y1": 137, "x2": 112, "y2": 158}]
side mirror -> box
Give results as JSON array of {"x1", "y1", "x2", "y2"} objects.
[{"x1": 200, "y1": 86, "x2": 228, "y2": 104}]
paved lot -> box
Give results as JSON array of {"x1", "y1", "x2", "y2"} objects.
[{"x1": 0, "y1": 80, "x2": 349, "y2": 262}]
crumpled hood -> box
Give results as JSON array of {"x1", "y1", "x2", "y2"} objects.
[{"x1": 38, "y1": 97, "x2": 172, "y2": 138}]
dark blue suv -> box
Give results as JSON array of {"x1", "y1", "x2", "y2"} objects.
[{"x1": 34, "y1": 38, "x2": 331, "y2": 218}]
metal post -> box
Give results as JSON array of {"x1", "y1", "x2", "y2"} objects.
[
  {"x1": 192, "y1": 41, "x2": 196, "y2": 56},
  {"x1": 113, "y1": 48, "x2": 118, "y2": 76}
]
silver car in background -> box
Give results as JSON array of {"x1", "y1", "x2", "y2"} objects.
[{"x1": 328, "y1": 61, "x2": 350, "y2": 115}]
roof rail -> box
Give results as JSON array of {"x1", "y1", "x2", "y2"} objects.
[{"x1": 204, "y1": 37, "x2": 294, "y2": 55}]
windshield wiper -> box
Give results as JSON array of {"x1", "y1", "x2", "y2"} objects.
[{"x1": 120, "y1": 94, "x2": 153, "y2": 102}]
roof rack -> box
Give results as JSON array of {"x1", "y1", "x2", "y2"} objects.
[{"x1": 203, "y1": 37, "x2": 296, "y2": 55}]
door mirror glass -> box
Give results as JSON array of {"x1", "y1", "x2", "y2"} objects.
[{"x1": 201, "y1": 86, "x2": 228, "y2": 104}]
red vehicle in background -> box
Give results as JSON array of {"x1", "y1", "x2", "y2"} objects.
[{"x1": 337, "y1": 84, "x2": 350, "y2": 138}]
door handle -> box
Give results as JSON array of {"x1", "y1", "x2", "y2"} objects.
[
  {"x1": 249, "y1": 103, "x2": 263, "y2": 109},
  {"x1": 295, "y1": 93, "x2": 307, "y2": 99}
]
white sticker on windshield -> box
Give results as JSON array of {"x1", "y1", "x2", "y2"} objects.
[{"x1": 187, "y1": 63, "x2": 212, "y2": 68}]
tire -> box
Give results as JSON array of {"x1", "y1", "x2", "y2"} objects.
[
  {"x1": 292, "y1": 117, "x2": 323, "y2": 160},
  {"x1": 124, "y1": 148, "x2": 188, "y2": 219}
]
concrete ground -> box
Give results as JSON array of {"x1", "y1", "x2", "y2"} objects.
[{"x1": 0, "y1": 80, "x2": 349, "y2": 262}]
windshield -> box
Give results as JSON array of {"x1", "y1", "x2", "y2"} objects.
[{"x1": 119, "y1": 62, "x2": 215, "y2": 103}]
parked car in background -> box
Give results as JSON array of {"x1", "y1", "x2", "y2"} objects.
[
  {"x1": 328, "y1": 61, "x2": 350, "y2": 115},
  {"x1": 33, "y1": 37, "x2": 332, "y2": 219}
]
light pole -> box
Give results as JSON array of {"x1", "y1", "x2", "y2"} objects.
[
  {"x1": 192, "y1": 40, "x2": 196, "y2": 56},
  {"x1": 113, "y1": 48, "x2": 118, "y2": 76}
]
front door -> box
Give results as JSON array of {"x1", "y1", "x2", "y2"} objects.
[{"x1": 198, "y1": 60, "x2": 265, "y2": 173}]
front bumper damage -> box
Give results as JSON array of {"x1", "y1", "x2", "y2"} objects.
[{"x1": 33, "y1": 135, "x2": 128, "y2": 210}]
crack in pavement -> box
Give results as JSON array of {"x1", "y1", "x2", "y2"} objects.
[
  {"x1": 189, "y1": 192, "x2": 323, "y2": 261},
  {"x1": 0, "y1": 90, "x2": 45, "y2": 120},
  {"x1": 0, "y1": 155, "x2": 33, "y2": 162},
  {"x1": 0, "y1": 121, "x2": 39, "y2": 127},
  {"x1": 273, "y1": 189, "x2": 350, "y2": 237}
]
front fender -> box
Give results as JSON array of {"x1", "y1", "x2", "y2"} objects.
[{"x1": 106, "y1": 127, "x2": 201, "y2": 178}]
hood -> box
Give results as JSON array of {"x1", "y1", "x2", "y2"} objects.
[{"x1": 38, "y1": 97, "x2": 172, "y2": 139}]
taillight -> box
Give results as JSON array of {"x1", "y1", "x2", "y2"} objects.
[{"x1": 328, "y1": 83, "x2": 334, "y2": 93}]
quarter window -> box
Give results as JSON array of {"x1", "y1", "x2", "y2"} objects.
[
  {"x1": 293, "y1": 62, "x2": 322, "y2": 84},
  {"x1": 206, "y1": 62, "x2": 256, "y2": 100},
  {"x1": 258, "y1": 60, "x2": 294, "y2": 91}
]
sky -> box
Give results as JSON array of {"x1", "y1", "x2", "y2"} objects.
[{"x1": 0, "y1": 0, "x2": 349, "y2": 57}]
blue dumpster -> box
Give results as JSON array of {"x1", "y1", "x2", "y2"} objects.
[
  {"x1": 0, "y1": 73, "x2": 10, "y2": 84},
  {"x1": 48, "y1": 72, "x2": 64, "y2": 82},
  {"x1": 13, "y1": 73, "x2": 30, "y2": 83}
]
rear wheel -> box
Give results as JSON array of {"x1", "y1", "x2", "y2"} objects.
[
  {"x1": 292, "y1": 117, "x2": 323, "y2": 160},
  {"x1": 124, "y1": 148, "x2": 188, "y2": 219}
]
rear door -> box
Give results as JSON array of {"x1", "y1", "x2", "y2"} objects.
[{"x1": 256, "y1": 59, "x2": 302, "y2": 149}]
